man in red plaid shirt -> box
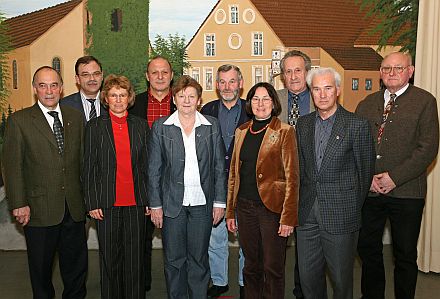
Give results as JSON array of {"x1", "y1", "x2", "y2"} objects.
[{"x1": 129, "y1": 55, "x2": 176, "y2": 292}]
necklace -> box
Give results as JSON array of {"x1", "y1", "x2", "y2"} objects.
[{"x1": 248, "y1": 121, "x2": 270, "y2": 135}]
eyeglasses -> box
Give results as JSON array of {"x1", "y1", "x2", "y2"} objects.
[
  {"x1": 251, "y1": 97, "x2": 272, "y2": 103},
  {"x1": 108, "y1": 93, "x2": 128, "y2": 100},
  {"x1": 79, "y1": 71, "x2": 103, "y2": 79},
  {"x1": 380, "y1": 66, "x2": 409, "y2": 74}
]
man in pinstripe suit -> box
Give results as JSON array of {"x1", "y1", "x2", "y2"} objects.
[{"x1": 295, "y1": 67, "x2": 375, "y2": 299}]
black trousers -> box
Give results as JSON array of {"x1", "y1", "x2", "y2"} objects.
[
  {"x1": 23, "y1": 207, "x2": 88, "y2": 299},
  {"x1": 145, "y1": 218, "x2": 155, "y2": 290},
  {"x1": 358, "y1": 195, "x2": 425, "y2": 299},
  {"x1": 96, "y1": 206, "x2": 147, "y2": 299}
]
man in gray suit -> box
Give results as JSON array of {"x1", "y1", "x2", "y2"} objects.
[
  {"x1": 277, "y1": 50, "x2": 315, "y2": 125},
  {"x1": 2, "y1": 66, "x2": 87, "y2": 298},
  {"x1": 296, "y1": 67, "x2": 375, "y2": 299},
  {"x1": 61, "y1": 55, "x2": 106, "y2": 122},
  {"x1": 277, "y1": 49, "x2": 314, "y2": 298},
  {"x1": 356, "y1": 52, "x2": 439, "y2": 299}
]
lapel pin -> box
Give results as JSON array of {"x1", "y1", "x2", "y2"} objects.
[
  {"x1": 336, "y1": 135, "x2": 340, "y2": 140},
  {"x1": 196, "y1": 133, "x2": 201, "y2": 137}
]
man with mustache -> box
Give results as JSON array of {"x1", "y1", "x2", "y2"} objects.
[
  {"x1": 61, "y1": 56, "x2": 106, "y2": 122},
  {"x1": 201, "y1": 64, "x2": 250, "y2": 299},
  {"x1": 277, "y1": 50, "x2": 315, "y2": 299},
  {"x1": 129, "y1": 55, "x2": 176, "y2": 292}
]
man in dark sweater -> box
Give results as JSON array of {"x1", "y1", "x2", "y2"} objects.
[
  {"x1": 356, "y1": 52, "x2": 439, "y2": 299},
  {"x1": 201, "y1": 64, "x2": 249, "y2": 299}
]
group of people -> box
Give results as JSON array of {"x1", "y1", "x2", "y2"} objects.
[{"x1": 1, "y1": 48, "x2": 438, "y2": 299}]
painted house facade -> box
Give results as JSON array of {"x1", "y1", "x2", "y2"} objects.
[
  {"x1": 3, "y1": 0, "x2": 86, "y2": 110},
  {"x1": 186, "y1": 0, "x2": 398, "y2": 111}
]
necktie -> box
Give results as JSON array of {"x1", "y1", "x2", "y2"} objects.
[
  {"x1": 48, "y1": 111, "x2": 64, "y2": 155},
  {"x1": 87, "y1": 98, "x2": 97, "y2": 120},
  {"x1": 377, "y1": 93, "x2": 396, "y2": 144},
  {"x1": 288, "y1": 94, "x2": 299, "y2": 127}
]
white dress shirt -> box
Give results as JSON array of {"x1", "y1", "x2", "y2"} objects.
[
  {"x1": 163, "y1": 111, "x2": 225, "y2": 208},
  {"x1": 383, "y1": 83, "x2": 409, "y2": 107},
  {"x1": 37, "y1": 101, "x2": 63, "y2": 131},
  {"x1": 80, "y1": 91, "x2": 101, "y2": 121}
]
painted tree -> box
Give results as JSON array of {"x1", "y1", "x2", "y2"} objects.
[
  {"x1": 151, "y1": 33, "x2": 189, "y2": 81},
  {"x1": 357, "y1": 0, "x2": 418, "y2": 57},
  {"x1": 86, "y1": 0, "x2": 149, "y2": 93},
  {"x1": 0, "y1": 12, "x2": 11, "y2": 112}
]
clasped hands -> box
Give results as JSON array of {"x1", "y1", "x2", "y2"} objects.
[
  {"x1": 149, "y1": 207, "x2": 225, "y2": 229},
  {"x1": 370, "y1": 172, "x2": 396, "y2": 194}
]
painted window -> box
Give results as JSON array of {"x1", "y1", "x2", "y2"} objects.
[
  {"x1": 205, "y1": 68, "x2": 213, "y2": 91},
  {"x1": 205, "y1": 34, "x2": 216, "y2": 56},
  {"x1": 52, "y1": 57, "x2": 61, "y2": 74},
  {"x1": 0, "y1": 66, "x2": 3, "y2": 91},
  {"x1": 230, "y1": 5, "x2": 239, "y2": 24},
  {"x1": 12, "y1": 60, "x2": 17, "y2": 89},
  {"x1": 111, "y1": 9, "x2": 122, "y2": 32},
  {"x1": 252, "y1": 32, "x2": 263, "y2": 56},
  {"x1": 253, "y1": 65, "x2": 263, "y2": 84},
  {"x1": 365, "y1": 78, "x2": 372, "y2": 90},
  {"x1": 352, "y1": 78, "x2": 359, "y2": 91},
  {"x1": 191, "y1": 68, "x2": 200, "y2": 83}
]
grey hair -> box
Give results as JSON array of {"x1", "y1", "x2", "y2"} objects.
[
  {"x1": 381, "y1": 51, "x2": 413, "y2": 66},
  {"x1": 216, "y1": 64, "x2": 243, "y2": 82},
  {"x1": 280, "y1": 50, "x2": 312, "y2": 73},
  {"x1": 306, "y1": 67, "x2": 341, "y2": 88}
]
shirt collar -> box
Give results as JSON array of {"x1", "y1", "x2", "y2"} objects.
[
  {"x1": 384, "y1": 83, "x2": 409, "y2": 100},
  {"x1": 163, "y1": 110, "x2": 212, "y2": 127},
  {"x1": 80, "y1": 91, "x2": 100, "y2": 101},
  {"x1": 219, "y1": 98, "x2": 241, "y2": 111},
  {"x1": 38, "y1": 100, "x2": 61, "y2": 115}
]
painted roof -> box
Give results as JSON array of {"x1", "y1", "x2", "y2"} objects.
[
  {"x1": 250, "y1": 0, "x2": 371, "y2": 47},
  {"x1": 323, "y1": 47, "x2": 383, "y2": 71},
  {"x1": 4, "y1": 0, "x2": 82, "y2": 49}
]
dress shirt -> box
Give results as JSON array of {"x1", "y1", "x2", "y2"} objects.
[
  {"x1": 218, "y1": 99, "x2": 241, "y2": 150},
  {"x1": 288, "y1": 89, "x2": 311, "y2": 117},
  {"x1": 314, "y1": 111, "x2": 337, "y2": 171},
  {"x1": 163, "y1": 111, "x2": 226, "y2": 208},
  {"x1": 37, "y1": 101, "x2": 63, "y2": 130},
  {"x1": 80, "y1": 91, "x2": 101, "y2": 121},
  {"x1": 383, "y1": 83, "x2": 409, "y2": 108}
]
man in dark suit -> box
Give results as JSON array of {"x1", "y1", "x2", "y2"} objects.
[
  {"x1": 2, "y1": 66, "x2": 87, "y2": 299},
  {"x1": 61, "y1": 55, "x2": 106, "y2": 122},
  {"x1": 356, "y1": 52, "x2": 439, "y2": 299},
  {"x1": 128, "y1": 55, "x2": 176, "y2": 292},
  {"x1": 201, "y1": 64, "x2": 249, "y2": 299},
  {"x1": 296, "y1": 67, "x2": 375, "y2": 299},
  {"x1": 277, "y1": 49, "x2": 314, "y2": 299}
]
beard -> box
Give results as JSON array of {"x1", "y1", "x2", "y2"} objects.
[{"x1": 220, "y1": 89, "x2": 239, "y2": 102}]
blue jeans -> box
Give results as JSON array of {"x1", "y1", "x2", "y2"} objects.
[{"x1": 208, "y1": 217, "x2": 244, "y2": 286}]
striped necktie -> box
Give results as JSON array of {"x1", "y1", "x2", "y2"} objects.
[{"x1": 87, "y1": 98, "x2": 97, "y2": 120}]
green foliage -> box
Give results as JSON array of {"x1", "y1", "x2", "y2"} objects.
[
  {"x1": 356, "y1": 0, "x2": 419, "y2": 57},
  {"x1": 0, "y1": 12, "x2": 11, "y2": 112},
  {"x1": 86, "y1": 0, "x2": 149, "y2": 93},
  {"x1": 151, "y1": 34, "x2": 190, "y2": 81}
]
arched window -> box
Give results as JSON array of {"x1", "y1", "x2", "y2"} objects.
[
  {"x1": 0, "y1": 66, "x2": 3, "y2": 91},
  {"x1": 52, "y1": 57, "x2": 61, "y2": 74},
  {"x1": 111, "y1": 9, "x2": 122, "y2": 32},
  {"x1": 12, "y1": 60, "x2": 17, "y2": 89}
]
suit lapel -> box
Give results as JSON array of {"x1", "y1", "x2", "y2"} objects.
[
  {"x1": 301, "y1": 113, "x2": 318, "y2": 174},
  {"x1": 104, "y1": 117, "x2": 116, "y2": 156},
  {"x1": 257, "y1": 118, "x2": 279, "y2": 165},
  {"x1": 60, "y1": 106, "x2": 75, "y2": 153},
  {"x1": 31, "y1": 104, "x2": 58, "y2": 149},
  {"x1": 318, "y1": 107, "x2": 346, "y2": 175}
]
